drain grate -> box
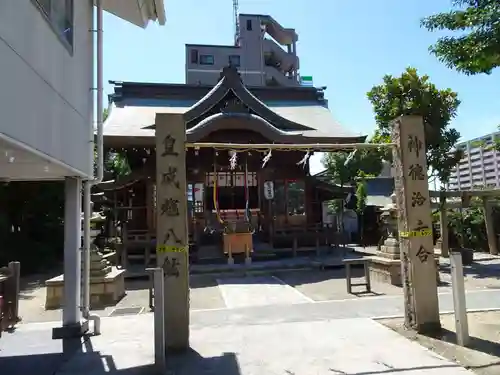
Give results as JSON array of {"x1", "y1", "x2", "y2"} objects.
[{"x1": 108, "y1": 306, "x2": 144, "y2": 317}]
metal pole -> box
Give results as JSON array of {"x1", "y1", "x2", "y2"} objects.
[
  {"x1": 147, "y1": 267, "x2": 166, "y2": 372},
  {"x1": 81, "y1": 0, "x2": 104, "y2": 336},
  {"x1": 450, "y1": 250, "x2": 469, "y2": 346}
]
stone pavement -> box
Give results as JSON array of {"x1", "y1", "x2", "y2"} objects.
[
  {"x1": 0, "y1": 314, "x2": 476, "y2": 374},
  {"x1": 16, "y1": 272, "x2": 500, "y2": 332},
  {"x1": 216, "y1": 275, "x2": 313, "y2": 308},
  {"x1": 6, "y1": 258, "x2": 500, "y2": 374},
  {"x1": 16, "y1": 263, "x2": 500, "y2": 324},
  {"x1": 381, "y1": 311, "x2": 500, "y2": 375}
]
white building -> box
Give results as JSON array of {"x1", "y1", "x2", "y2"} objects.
[
  {"x1": 0, "y1": 0, "x2": 166, "y2": 337},
  {"x1": 449, "y1": 132, "x2": 500, "y2": 190}
]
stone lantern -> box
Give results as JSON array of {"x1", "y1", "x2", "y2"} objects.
[
  {"x1": 85, "y1": 211, "x2": 113, "y2": 278},
  {"x1": 368, "y1": 191, "x2": 403, "y2": 286},
  {"x1": 378, "y1": 192, "x2": 400, "y2": 260},
  {"x1": 46, "y1": 207, "x2": 125, "y2": 310}
]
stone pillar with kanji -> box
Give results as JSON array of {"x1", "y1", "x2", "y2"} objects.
[
  {"x1": 155, "y1": 113, "x2": 190, "y2": 351},
  {"x1": 392, "y1": 115, "x2": 440, "y2": 333}
]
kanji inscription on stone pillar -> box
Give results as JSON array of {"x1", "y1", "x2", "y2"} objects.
[
  {"x1": 155, "y1": 113, "x2": 189, "y2": 351},
  {"x1": 392, "y1": 115, "x2": 440, "y2": 333}
]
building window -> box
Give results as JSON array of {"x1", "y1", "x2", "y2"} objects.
[
  {"x1": 199, "y1": 54, "x2": 215, "y2": 65},
  {"x1": 33, "y1": 0, "x2": 74, "y2": 49},
  {"x1": 190, "y1": 49, "x2": 199, "y2": 64},
  {"x1": 246, "y1": 19, "x2": 252, "y2": 31},
  {"x1": 228, "y1": 55, "x2": 241, "y2": 67}
]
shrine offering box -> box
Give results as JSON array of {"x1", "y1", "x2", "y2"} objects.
[{"x1": 223, "y1": 232, "x2": 253, "y2": 255}]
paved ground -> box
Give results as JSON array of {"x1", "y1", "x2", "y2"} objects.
[
  {"x1": 380, "y1": 311, "x2": 500, "y2": 375},
  {"x1": 16, "y1": 257, "x2": 500, "y2": 324},
  {"x1": 0, "y1": 315, "x2": 476, "y2": 374},
  {"x1": 4, "y1": 254, "x2": 500, "y2": 374}
]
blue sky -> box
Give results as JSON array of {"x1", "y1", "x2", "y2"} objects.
[{"x1": 102, "y1": 0, "x2": 500, "y2": 174}]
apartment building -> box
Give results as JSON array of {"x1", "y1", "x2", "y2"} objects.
[
  {"x1": 448, "y1": 131, "x2": 500, "y2": 190},
  {"x1": 185, "y1": 14, "x2": 300, "y2": 86},
  {"x1": 0, "y1": 0, "x2": 166, "y2": 337}
]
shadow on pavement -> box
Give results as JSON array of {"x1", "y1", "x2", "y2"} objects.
[
  {"x1": 0, "y1": 337, "x2": 83, "y2": 375},
  {"x1": 427, "y1": 327, "x2": 500, "y2": 358},
  {"x1": 440, "y1": 261, "x2": 500, "y2": 281},
  {"x1": 167, "y1": 349, "x2": 241, "y2": 375},
  {"x1": 0, "y1": 335, "x2": 242, "y2": 375},
  {"x1": 342, "y1": 363, "x2": 462, "y2": 374}
]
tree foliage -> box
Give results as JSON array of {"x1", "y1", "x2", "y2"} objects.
[
  {"x1": 432, "y1": 197, "x2": 500, "y2": 251},
  {"x1": 322, "y1": 149, "x2": 383, "y2": 187},
  {"x1": 421, "y1": 0, "x2": 500, "y2": 75},
  {"x1": 367, "y1": 67, "x2": 463, "y2": 184},
  {"x1": 100, "y1": 108, "x2": 131, "y2": 177},
  {"x1": 355, "y1": 175, "x2": 368, "y2": 215}
]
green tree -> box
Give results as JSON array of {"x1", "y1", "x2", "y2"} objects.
[
  {"x1": 322, "y1": 148, "x2": 382, "y2": 216},
  {"x1": 99, "y1": 108, "x2": 131, "y2": 177},
  {"x1": 356, "y1": 175, "x2": 368, "y2": 244},
  {"x1": 322, "y1": 148, "x2": 383, "y2": 187},
  {"x1": 367, "y1": 67, "x2": 463, "y2": 184},
  {"x1": 421, "y1": 0, "x2": 500, "y2": 75}
]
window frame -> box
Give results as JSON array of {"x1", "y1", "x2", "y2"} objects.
[
  {"x1": 199, "y1": 54, "x2": 215, "y2": 66},
  {"x1": 228, "y1": 55, "x2": 241, "y2": 67},
  {"x1": 190, "y1": 49, "x2": 199, "y2": 64},
  {"x1": 32, "y1": 0, "x2": 74, "y2": 54}
]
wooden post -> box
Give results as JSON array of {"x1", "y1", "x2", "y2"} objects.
[
  {"x1": 268, "y1": 222, "x2": 274, "y2": 248},
  {"x1": 145, "y1": 233, "x2": 151, "y2": 268},
  {"x1": 7, "y1": 261, "x2": 20, "y2": 322},
  {"x1": 292, "y1": 235, "x2": 298, "y2": 257},
  {"x1": 439, "y1": 195, "x2": 449, "y2": 258},
  {"x1": 315, "y1": 230, "x2": 320, "y2": 257},
  {"x1": 392, "y1": 115, "x2": 440, "y2": 333},
  {"x1": 245, "y1": 244, "x2": 251, "y2": 265},
  {"x1": 227, "y1": 242, "x2": 234, "y2": 265},
  {"x1": 121, "y1": 223, "x2": 128, "y2": 270},
  {"x1": 155, "y1": 113, "x2": 189, "y2": 352},
  {"x1": 482, "y1": 198, "x2": 498, "y2": 255}
]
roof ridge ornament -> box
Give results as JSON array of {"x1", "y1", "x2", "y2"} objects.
[
  {"x1": 219, "y1": 65, "x2": 241, "y2": 83},
  {"x1": 185, "y1": 65, "x2": 314, "y2": 132}
]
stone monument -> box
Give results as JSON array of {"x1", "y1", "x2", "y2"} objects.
[
  {"x1": 155, "y1": 112, "x2": 190, "y2": 352},
  {"x1": 392, "y1": 115, "x2": 440, "y2": 333}
]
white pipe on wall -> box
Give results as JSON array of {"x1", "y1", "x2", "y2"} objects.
[{"x1": 82, "y1": 0, "x2": 104, "y2": 336}]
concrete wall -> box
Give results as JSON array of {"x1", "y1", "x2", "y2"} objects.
[
  {"x1": 0, "y1": 1, "x2": 93, "y2": 177},
  {"x1": 185, "y1": 15, "x2": 298, "y2": 87},
  {"x1": 185, "y1": 43, "x2": 265, "y2": 86}
]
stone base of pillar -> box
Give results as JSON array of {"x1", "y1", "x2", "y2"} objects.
[
  {"x1": 378, "y1": 237, "x2": 400, "y2": 260},
  {"x1": 227, "y1": 257, "x2": 234, "y2": 265},
  {"x1": 368, "y1": 257, "x2": 402, "y2": 286},
  {"x1": 45, "y1": 267, "x2": 125, "y2": 310},
  {"x1": 414, "y1": 321, "x2": 442, "y2": 335},
  {"x1": 245, "y1": 257, "x2": 252, "y2": 265},
  {"x1": 52, "y1": 320, "x2": 89, "y2": 339}
]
